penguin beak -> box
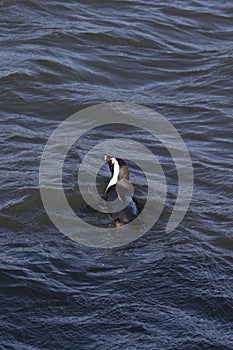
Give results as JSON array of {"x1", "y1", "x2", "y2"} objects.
[{"x1": 104, "y1": 154, "x2": 111, "y2": 162}]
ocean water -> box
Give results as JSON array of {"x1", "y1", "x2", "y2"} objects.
[{"x1": 1, "y1": 0, "x2": 233, "y2": 349}]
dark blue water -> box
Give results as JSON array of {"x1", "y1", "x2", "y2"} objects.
[{"x1": 1, "y1": 1, "x2": 233, "y2": 349}]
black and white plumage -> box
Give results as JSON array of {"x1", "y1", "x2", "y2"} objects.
[{"x1": 104, "y1": 155, "x2": 138, "y2": 227}]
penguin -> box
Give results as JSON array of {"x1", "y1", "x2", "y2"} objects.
[{"x1": 104, "y1": 155, "x2": 138, "y2": 227}]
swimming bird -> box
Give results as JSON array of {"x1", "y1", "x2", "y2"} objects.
[{"x1": 104, "y1": 155, "x2": 138, "y2": 227}]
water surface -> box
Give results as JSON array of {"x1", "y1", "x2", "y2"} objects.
[{"x1": 1, "y1": 0, "x2": 233, "y2": 349}]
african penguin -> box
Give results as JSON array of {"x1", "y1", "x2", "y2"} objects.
[{"x1": 104, "y1": 155, "x2": 138, "y2": 227}]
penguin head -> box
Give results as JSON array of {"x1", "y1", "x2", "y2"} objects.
[{"x1": 104, "y1": 155, "x2": 129, "y2": 181}]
